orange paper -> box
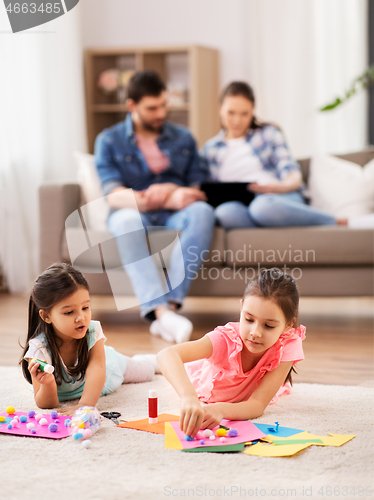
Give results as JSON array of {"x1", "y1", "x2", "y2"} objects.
[{"x1": 117, "y1": 413, "x2": 179, "y2": 434}]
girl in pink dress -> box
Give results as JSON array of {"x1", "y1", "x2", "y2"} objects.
[{"x1": 157, "y1": 268, "x2": 305, "y2": 438}]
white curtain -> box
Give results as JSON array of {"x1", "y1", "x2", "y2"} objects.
[
  {"x1": 0, "y1": 5, "x2": 86, "y2": 293},
  {"x1": 245, "y1": 0, "x2": 368, "y2": 158}
]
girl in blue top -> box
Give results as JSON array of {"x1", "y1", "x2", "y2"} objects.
[
  {"x1": 20, "y1": 263, "x2": 159, "y2": 415},
  {"x1": 200, "y1": 81, "x2": 339, "y2": 229}
]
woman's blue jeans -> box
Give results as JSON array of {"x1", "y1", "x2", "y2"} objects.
[
  {"x1": 214, "y1": 191, "x2": 336, "y2": 229},
  {"x1": 107, "y1": 201, "x2": 215, "y2": 320}
]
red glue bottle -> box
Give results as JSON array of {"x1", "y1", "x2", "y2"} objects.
[{"x1": 148, "y1": 389, "x2": 158, "y2": 424}]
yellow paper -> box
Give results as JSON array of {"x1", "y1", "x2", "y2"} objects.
[
  {"x1": 244, "y1": 442, "x2": 312, "y2": 457},
  {"x1": 266, "y1": 431, "x2": 355, "y2": 447},
  {"x1": 164, "y1": 421, "x2": 183, "y2": 450}
]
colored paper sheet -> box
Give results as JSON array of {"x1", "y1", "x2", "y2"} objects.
[
  {"x1": 165, "y1": 422, "x2": 245, "y2": 453},
  {"x1": 266, "y1": 431, "x2": 355, "y2": 447},
  {"x1": 165, "y1": 421, "x2": 183, "y2": 450},
  {"x1": 243, "y1": 441, "x2": 312, "y2": 457},
  {"x1": 170, "y1": 420, "x2": 266, "y2": 450},
  {"x1": 118, "y1": 413, "x2": 180, "y2": 435},
  {"x1": 253, "y1": 422, "x2": 305, "y2": 438},
  {"x1": 183, "y1": 443, "x2": 245, "y2": 453},
  {"x1": 272, "y1": 439, "x2": 323, "y2": 445},
  {"x1": 0, "y1": 412, "x2": 71, "y2": 439}
]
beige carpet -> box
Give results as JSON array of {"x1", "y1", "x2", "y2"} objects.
[{"x1": 0, "y1": 366, "x2": 373, "y2": 500}]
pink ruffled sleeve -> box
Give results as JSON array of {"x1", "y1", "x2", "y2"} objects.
[
  {"x1": 206, "y1": 328, "x2": 230, "y2": 364},
  {"x1": 206, "y1": 323, "x2": 241, "y2": 365},
  {"x1": 280, "y1": 325, "x2": 306, "y2": 365}
]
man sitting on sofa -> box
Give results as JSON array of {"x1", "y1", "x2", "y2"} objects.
[{"x1": 95, "y1": 70, "x2": 215, "y2": 343}]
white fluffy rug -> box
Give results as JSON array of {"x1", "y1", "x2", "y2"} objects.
[{"x1": 0, "y1": 366, "x2": 373, "y2": 500}]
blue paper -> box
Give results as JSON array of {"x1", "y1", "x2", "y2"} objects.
[{"x1": 253, "y1": 422, "x2": 304, "y2": 438}]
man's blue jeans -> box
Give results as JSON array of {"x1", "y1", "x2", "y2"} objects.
[
  {"x1": 214, "y1": 191, "x2": 336, "y2": 229},
  {"x1": 107, "y1": 201, "x2": 215, "y2": 320}
]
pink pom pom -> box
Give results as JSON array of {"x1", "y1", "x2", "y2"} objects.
[
  {"x1": 84, "y1": 422, "x2": 91, "y2": 429},
  {"x1": 83, "y1": 429, "x2": 92, "y2": 439}
]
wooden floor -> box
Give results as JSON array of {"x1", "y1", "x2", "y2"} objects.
[{"x1": 1, "y1": 293, "x2": 373, "y2": 386}]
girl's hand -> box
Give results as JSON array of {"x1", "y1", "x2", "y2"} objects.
[
  {"x1": 59, "y1": 404, "x2": 81, "y2": 416},
  {"x1": 28, "y1": 360, "x2": 56, "y2": 387},
  {"x1": 201, "y1": 403, "x2": 224, "y2": 430},
  {"x1": 179, "y1": 395, "x2": 205, "y2": 438}
]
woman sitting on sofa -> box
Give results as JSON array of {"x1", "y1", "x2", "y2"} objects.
[{"x1": 200, "y1": 81, "x2": 345, "y2": 230}]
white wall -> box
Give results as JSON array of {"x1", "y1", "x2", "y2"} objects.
[{"x1": 80, "y1": 0, "x2": 368, "y2": 158}]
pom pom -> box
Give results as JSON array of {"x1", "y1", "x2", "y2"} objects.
[
  {"x1": 50, "y1": 411, "x2": 58, "y2": 419},
  {"x1": 31, "y1": 429, "x2": 36, "y2": 434},
  {"x1": 0, "y1": 416, "x2": 6, "y2": 422},
  {"x1": 64, "y1": 419, "x2": 71, "y2": 427},
  {"x1": 216, "y1": 428, "x2": 227, "y2": 437},
  {"x1": 81, "y1": 439, "x2": 92, "y2": 449},
  {"x1": 35, "y1": 413, "x2": 43, "y2": 422},
  {"x1": 49, "y1": 423, "x2": 58, "y2": 433},
  {"x1": 219, "y1": 437, "x2": 227, "y2": 443},
  {"x1": 73, "y1": 432, "x2": 83, "y2": 441},
  {"x1": 199, "y1": 439, "x2": 205, "y2": 445},
  {"x1": 28, "y1": 410, "x2": 35, "y2": 418},
  {"x1": 39, "y1": 418, "x2": 48, "y2": 426},
  {"x1": 6, "y1": 406, "x2": 15, "y2": 415},
  {"x1": 19, "y1": 415, "x2": 27, "y2": 423},
  {"x1": 228, "y1": 428, "x2": 238, "y2": 437},
  {"x1": 7, "y1": 424, "x2": 12, "y2": 429},
  {"x1": 10, "y1": 419, "x2": 18, "y2": 427},
  {"x1": 184, "y1": 435, "x2": 194, "y2": 441},
  {"x1": 55, "y1": 419, "x2": 59, "y2": 423},
  {"x1": 209, "y1": 435, "x2": 216, "y2": 440},
  {"x1": 203, "y1": 429, "x2": 213, "y2": 438},
  {"x1": 26, "y1": 423, "x2": 35, "y2": 430},
  {"x1": 83, "y1": 429, "x2": 92, "y2": 439}
]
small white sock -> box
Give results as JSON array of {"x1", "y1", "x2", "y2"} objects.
[
  {"x1": 132, "y1": 354, "x2": 162, "y2": 374},
  {"x1": 158, "y1": 310, "x2": 193, "y2": 344},
  {"x1": 348, "y1": 213, "x2": 374, "y2": 229},
  {"x1": 122, "y1": 356, "x2": 155, "y2": 383}
]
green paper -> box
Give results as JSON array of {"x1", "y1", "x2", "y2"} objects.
[
  {"x1": 183, "y1": 443, "x2": 245, "y2": 453},
  {"x1": 272, "y1": 438, "x2": 323, "y2": 445}
]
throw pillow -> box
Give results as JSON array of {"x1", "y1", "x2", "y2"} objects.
[{"x1": 308, "y1": 154, "x2": 374, "y2": 218}]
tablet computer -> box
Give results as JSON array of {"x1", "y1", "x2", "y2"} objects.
[{"x1": 201, "y1": 182, "x2": 255, "y2": 208}]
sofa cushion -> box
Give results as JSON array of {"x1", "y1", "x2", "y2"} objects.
[
  {"x1": 297, "y1": 148, "x2": 374, "y2": 185},
  {"x1": 308, "y1": 154, "x2": 374, "y2": 217},
  {"x1": 62, "y1": 226, "x2": 225, "y2": 269},
  {"x1": 225, "y1": 227, "x2": 374, "y2": 266}
]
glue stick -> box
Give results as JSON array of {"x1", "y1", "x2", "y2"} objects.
[
  {"x1": 31, "y1": 358, "x2": 54, "y2": 374},
  {"x1": 148, "y1": 389, "x2": 158, "y2": 424}
]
